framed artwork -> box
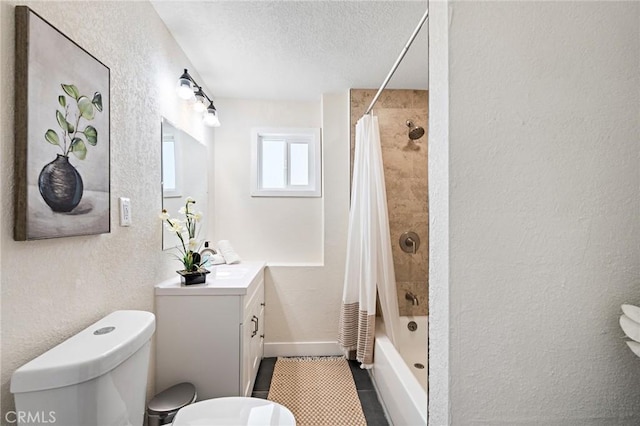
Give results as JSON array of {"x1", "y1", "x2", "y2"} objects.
[{"x1": 14, "y1": 6, "x2": 110, "y2": 240}]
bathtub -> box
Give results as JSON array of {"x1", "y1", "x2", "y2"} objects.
[{"x1": 371, "y1": 316, "x2": 428, "y2": 425}]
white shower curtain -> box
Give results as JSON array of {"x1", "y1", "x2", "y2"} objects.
[{"x1": 338, "y1": 114, "x2": 399, "y2": 368}]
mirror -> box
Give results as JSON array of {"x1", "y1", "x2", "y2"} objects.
[{"x1": 161, "y1": 118, "x2": 208, "y2": 250}]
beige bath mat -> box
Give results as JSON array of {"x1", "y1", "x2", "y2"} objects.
[{"x1": 267, "y1": 356, "x2": 367, "y2": 426}]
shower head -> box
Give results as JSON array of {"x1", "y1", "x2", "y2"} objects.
[{"x1": 406, "y1": 120, "x2": 425, "y2": 140}]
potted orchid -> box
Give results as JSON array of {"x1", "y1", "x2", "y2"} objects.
[{"x1": 160, "y1": 197, "x2": 209, "y2": 285}]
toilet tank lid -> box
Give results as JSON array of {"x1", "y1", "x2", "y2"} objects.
[{"x1": 10, "y1": 310, "x2": 155, "y2": 394}]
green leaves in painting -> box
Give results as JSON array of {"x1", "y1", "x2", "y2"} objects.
[
  {"x1": 70, "y1": 138, "x2": 87, "y2": 160},
  {"x1": 92, "y1": 92, "x2": 103, "y2": 112},
  {"x1": 45, "y1": 129, "x2": 59, "y2": 146},
  {"x1": 77, "y1": 96, "x2": 95, "y2": 120},
  {"x1": 46, "y1": 83, "x2": 103, "y2": 160},
  {"x1": 56, "y1": 110, "x2": 74, "y2": 133},
  {"x1": 61, "y1": 84, "x2": 79, "y2": 100},
  {"x1": 83, "y1": 126, "x2": 98, "y2": 146}
]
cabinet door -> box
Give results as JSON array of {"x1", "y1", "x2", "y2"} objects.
[
  {"x1": 250, "y1": 301, "x2": 265, "y2": 380},
  {"x1": 240, "y1": 279, "x2": 265, "y2": 396},
  {"x1": 241, "y1": 311, "x2": 255, "y2": 396},
  {"x1": 156, "y1": 295, "x2": 242, "y2": 399}
]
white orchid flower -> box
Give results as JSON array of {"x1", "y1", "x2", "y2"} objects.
[
  {"x1": 168, "y1": 221, "x2": 183, "y2": 233},
  {"x1": 162, "y1": 198, "x2": 206, "y2": 271}
]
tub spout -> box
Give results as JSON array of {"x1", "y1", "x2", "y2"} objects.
[{"x1": 405, "y1": 291, "x2": 419, "y2": 306}]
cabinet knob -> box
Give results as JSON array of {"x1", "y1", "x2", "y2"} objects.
[{"x1": 260, "y1": 302, "x2": 265, "y2": 307}]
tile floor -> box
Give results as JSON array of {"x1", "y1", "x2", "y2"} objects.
[{"x1": 251, "y1": 357, "x2": 389, "y2": 425}]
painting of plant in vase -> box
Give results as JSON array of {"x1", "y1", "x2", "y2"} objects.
[{"x1": 14, "y1": 7, "x2": 110, "y2": 240}]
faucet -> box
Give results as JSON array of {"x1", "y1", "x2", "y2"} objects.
[{"x1": 405, "y1": 291, "x2": 419, "y2": 306}]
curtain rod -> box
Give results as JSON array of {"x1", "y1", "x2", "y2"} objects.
[{"x1": 364, "y1": 8, "x2": 429, "y2": 116}]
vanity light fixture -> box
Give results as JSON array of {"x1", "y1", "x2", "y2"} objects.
[
  {"x1": 193, "y1": 87, "x2": 207, "y2": 113},
  {"x1": 176, "y1": 68, "x2": 221, "y2": 127},
  {"x1": 176, "y1": 69, "x2": 195, "y2": 100},
  {"x1": 203, "y1": 102, "x2": 221, "y2": 127}
]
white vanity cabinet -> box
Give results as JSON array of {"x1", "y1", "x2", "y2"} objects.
[{"x1": 154, "y1": 262, "x2": 265, "y2": 399}]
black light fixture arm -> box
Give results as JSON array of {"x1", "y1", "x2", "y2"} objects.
[
  {"x1": 177, "y1": 68, "x2": 220, "y2": 126},
  {"x1": 180, "y1": 69, "x2": 215, "y2": 106}
]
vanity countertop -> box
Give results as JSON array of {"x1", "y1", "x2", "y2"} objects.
[{"x1": 155, "y1": 261, "x2": 266, "y2": 296}]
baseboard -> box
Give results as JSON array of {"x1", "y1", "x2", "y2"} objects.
[{"x1": 264, "y1": 341, "x2": 342, "y2": 357}]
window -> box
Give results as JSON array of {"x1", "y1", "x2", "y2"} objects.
[
  {"x1": 251, "y1": 127, "x2": 321, "y2": 197},
  {"x1": 162, "y1": 133, "x2": 182, "y2": 198}
]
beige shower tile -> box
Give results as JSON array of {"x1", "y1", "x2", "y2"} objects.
[
  {"x1": 386, "y1": 177, "x2": 416, "y2": 204},
  {"x1": 350, "y1": 90, "x2": 429, "y2": 316},
  {"x1": 410, "y1": 90, "x2": 429, "y2": 109},
  {"x1": 412, "y1": 172, "x2": 429, "y2": 193},
  {"x1": 391, "y1": 249, "x2": 412, "y2": 282},
  {"x1": 408, "y1": 178, "x2": 428, "y2": 201},
  {"x1": 388, "y1": 210, "x2": 413, "y2": 234},
  {"x1": 381, "y1": 150, "x2": 416, "y2": 181},
  {"x1": 414, "y1": 259, "x2": 429, "y2": 283},
  {"x1": 373, "y1": 91, "x2": 411, "y2": 109},
  {"x1": 350, "y1": 89, "x2": 375, "y2": 114}
]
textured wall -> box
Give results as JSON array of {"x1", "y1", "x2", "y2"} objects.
[
  {"x1": 426, "y1": 1, "x2": 450, "y2": 422},
  {"x1": 0, "y1": 1, "x2": 212, "y2": 420},
  {"x1": 211, "y1": 98, "x2": 323, "y2": 263},
  {"x1": 434, "y1": 1, "x2": 640, "y2": 424},
  {"x1": 212, "y1": 94, "x2": 351, "y2": 350},
  {"x1": 350, "y1": 89, "x2": 429, "y2": 317}
]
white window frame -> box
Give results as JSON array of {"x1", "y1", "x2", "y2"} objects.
[
  {"x1": 162, "y1": 134, "x2": 183, "y2": 199},
  {"x1": 251, "y1": 127, "x2": 322, "y2": 197}
]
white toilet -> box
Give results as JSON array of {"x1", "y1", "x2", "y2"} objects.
[
  {"x1": 11, "y1": 310, "x2": 295, "y2": 426},
  {"x1": 171, "y1": 397, "x2": 295, "y2": 426}
]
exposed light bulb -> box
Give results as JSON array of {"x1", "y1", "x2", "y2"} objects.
[
  {"x1": 176, "y1": 69, "x2": 195, "y2": 100},
  {"x1": 193, "y1": 88, "x2": 207, "y2": 112},
  {"x1": 194, "y1": 102, "x2": 207, "y2": 113},
  {"x1": 203, "y1": 112, "x2": 220, "y2": 127},
  {"x1": 177, "y1": 85, "x2": 194, "y2": 100},
  {"x1": 203, "y1": 102, "x2": 220, "y2": 127}
]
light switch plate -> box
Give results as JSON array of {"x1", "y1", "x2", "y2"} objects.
[{"x1": 119, "y1": 197, "x2": 132, "y2": 226}]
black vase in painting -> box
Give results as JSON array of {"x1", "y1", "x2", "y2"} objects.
[{"x1": 38, "y1": 154, "x2": 84, "y2": 212}]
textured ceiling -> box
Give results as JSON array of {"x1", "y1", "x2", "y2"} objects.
[{"x1": 151, "y1": 1, "x2": 429, "y2": 101}]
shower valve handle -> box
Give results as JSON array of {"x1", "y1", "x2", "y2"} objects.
[
  {"x1": 400, "y1": 231, "x2": 420, "y2": 254},
  {"x1": 407, "y1": 238, "x2": 417, "y2": 254}
]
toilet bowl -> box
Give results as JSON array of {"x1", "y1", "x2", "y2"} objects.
[
  {"x1": 148, "y1": 382, "x2": 295, "y2": 426},
  {"x1": 172, "y1": 397, "x2": 295, "y2": 426}
]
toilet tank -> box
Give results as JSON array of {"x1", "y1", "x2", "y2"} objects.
[{"x1": 10, "y1": 310, "x2": 155, "y2": 426}]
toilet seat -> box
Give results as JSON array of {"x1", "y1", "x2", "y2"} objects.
[{"x1": 172, "y1": 397, "x2": 296, "y2": 426}]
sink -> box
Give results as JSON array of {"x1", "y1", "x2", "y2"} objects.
[
  {"x1": 213, "y1": 266, "x2": 249, "y2": 280},
  {"x1": 154, "y1": 261, "x2": 265, "y2": 296}
]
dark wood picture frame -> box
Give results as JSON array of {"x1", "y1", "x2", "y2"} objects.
[{"x1": 14, "y1": 6, "x2": 110, "y2": 240}]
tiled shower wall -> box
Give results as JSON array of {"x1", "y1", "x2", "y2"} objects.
[{"x1": 350, "y1": 89, "x2": 428, "y2": 316}]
